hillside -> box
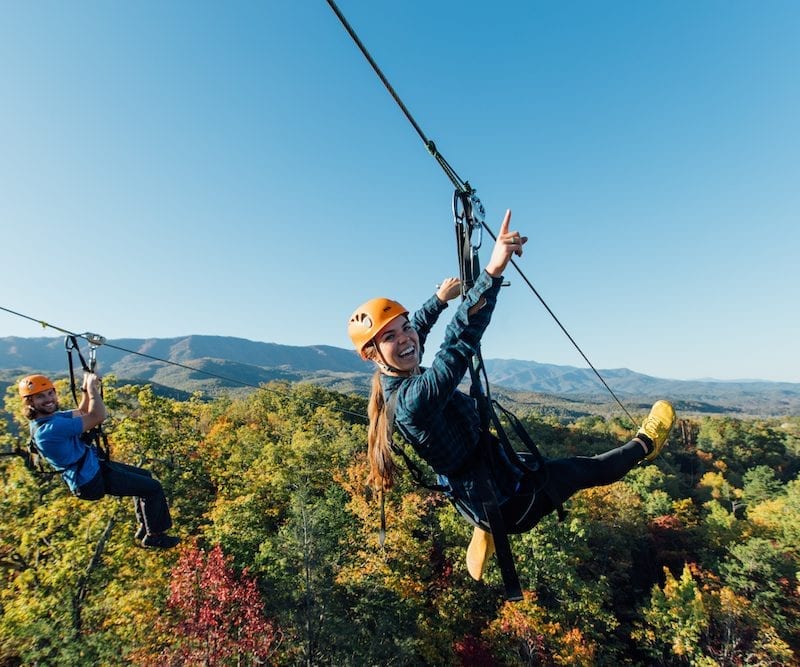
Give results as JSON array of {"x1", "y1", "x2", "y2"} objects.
[{"x1": 2, "y1": 335, "x2": 799, "y2": 417}]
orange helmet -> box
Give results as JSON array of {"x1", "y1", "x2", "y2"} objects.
[
  {"x1": 348, "y1": 298, "x2": 408, "y2": 358},
  {"x1": 18, "y1": 374, "x2": 55, "y2": 398}
]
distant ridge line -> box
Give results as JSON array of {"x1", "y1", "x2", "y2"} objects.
[{"x1": 2, "y1": 335, "x2": 799, "y2": 417}]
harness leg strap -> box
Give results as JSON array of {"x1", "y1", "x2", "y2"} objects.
[{"x1": 475, "y1": 466, "x2": 522, "y2": 601}]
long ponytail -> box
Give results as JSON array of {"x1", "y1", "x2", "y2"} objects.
[{"x1": 366, "y1": 369, "x2": 396, "y2": 491}]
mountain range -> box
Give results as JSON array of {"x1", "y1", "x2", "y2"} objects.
[{"x1": 2, "y1": 335, "x2": 799, "y2": 418}]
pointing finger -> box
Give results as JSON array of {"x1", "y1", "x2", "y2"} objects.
[{"x1": 498, "y1": 209, "x2": 511, "y2": 237}]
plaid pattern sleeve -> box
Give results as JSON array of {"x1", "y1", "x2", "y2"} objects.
[
  {"x1": 383, "y1": 270, "x2": 504, "y2": 475},
  {"x1": 408, "y1": 293, "x2": 449, "y2": 357}
]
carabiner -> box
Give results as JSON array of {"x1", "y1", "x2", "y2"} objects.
[
  {"x1": 453, "y1": 189, "x2": 484, "y2": 247},
  {"x1": 453, "y1": 188, "x2": 487, "y2": 293}
]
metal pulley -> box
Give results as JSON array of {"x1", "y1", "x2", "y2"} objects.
[{"x1": 83, "y1": 332, "x2": 106, "y2": 372}]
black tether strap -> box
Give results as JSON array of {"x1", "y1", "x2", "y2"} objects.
[
  {"x1": 464, "y1": 353, "x2": 524, "y2": 600},
  {"x1": 66, "y1": 335, "x2": 92, "y2": 404},
  {"x1": 474, "y1": 433, "x2": 522, "y2": 601},
  {"x1": 453, "y1": 183, "x2": 525, "y2": 600},
  {"x1": 65, "y1": 335, "x2": 110, "y2": 462},
  {"x1": 490, "y1": 400, "x2": 566, "y2": 522}
]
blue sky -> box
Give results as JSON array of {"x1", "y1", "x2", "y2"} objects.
[{"x1": 2, "y1": 1, "x2": 798, "y2": 383}]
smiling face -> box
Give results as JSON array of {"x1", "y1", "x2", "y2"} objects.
[
  {"x1": 28, "y1": 388, "x2": 59, "y2": 417},
  {"x1": 373, "y1": 315, "x2": 420, "y2": 374}
]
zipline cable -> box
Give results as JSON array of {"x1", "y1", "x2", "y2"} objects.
[
  {"x1": 325, "y1": 0, "x2": 468, "y2": 195},
  {"x1": 0, "y1": 304, "x2": 369, "y2": 422},
  {"x1": 325, "y1": 0, "x2": 637, "y2": 426},
  {"x1": 479, "y1": 226, "x2": 636, "y2": 424}
]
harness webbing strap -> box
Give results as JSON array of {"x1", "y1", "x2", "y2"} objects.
[
  {"x1": 473, "y1": 434, "x2": 522, "y2": 601},
  {"x1": 65, "y1": 335, "x2": 91, "y2": 406},
  {"x1": 28, "y1": 422, "x2": 90, "y2": 476},
  {"x1": 490, "y1": 401, "x2": 566, "y2": 522},
  {"x1": 65, "y1": 335, "x2": 111, "y2": 462},
  {"x1": 388, "y1": 439, "x2": 447, "y2": 494},
  {"x1": 462, "y1": 349, "x2": 525, "y2": 600},
  {"x1": 0, "y1": 442, "x2": 60, "y2": 476}
]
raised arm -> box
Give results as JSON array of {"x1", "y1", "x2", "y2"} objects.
[
  {"x1": 411, "y1": 210, "x2": 526, "y2": 404},
  {"x1": 76, "y1": 372, "x2": 107, "y2": 431}
]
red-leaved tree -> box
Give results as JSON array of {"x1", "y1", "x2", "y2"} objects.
[{"x1": 157, "y1": 543, "x2": 281, "y2": 666}]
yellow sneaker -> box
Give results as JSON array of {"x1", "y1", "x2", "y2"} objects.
[
  {"x1": 638, "y1": 400, "x2": 676, "y2": 461},
  {"x1": 466, "y1": 527, "x2": 495, "y2": 581}
]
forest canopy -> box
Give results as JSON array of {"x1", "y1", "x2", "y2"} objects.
[{"x1": 1, "y1": 379, "x2": 798, "y2": 665}]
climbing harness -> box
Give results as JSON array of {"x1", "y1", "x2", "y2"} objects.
[{"x1": 1, "y1": 439, "x2": 60, "y2": 477}]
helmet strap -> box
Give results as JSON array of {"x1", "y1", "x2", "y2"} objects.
[{"x1": 372, "y1": 341, "x2": 411, "y2": 376}]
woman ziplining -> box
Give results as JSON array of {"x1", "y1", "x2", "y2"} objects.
[
  {"x1": 347, "y1": 210, "x2": 676, "y2": 593},
  {"x1": 327, "y1": 4, "x2": 675, "y2": 597}
]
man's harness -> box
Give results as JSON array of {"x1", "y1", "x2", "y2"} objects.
[{"x1": 16, "y1": 334, "x2": 111, "y2": 477}]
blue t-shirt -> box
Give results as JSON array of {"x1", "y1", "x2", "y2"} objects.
[{"x1": 31, "y1": 411, "x2": 101, "y2": 492}]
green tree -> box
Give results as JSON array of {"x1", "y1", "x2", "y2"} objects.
[
  {"x1": 719, "y1": 537, "x2": 796, "y2": 633},
  {"x1": 698, "y1": 499, "x2": 742, "y2": 565},
  {"x1": 703, "y1": 579, "x2": 794, "y2": 664},
  {"x1": 509, "y1": 513, "x2": 623, "y2": 662},
  {"x1": 741, "y1": 464, "x2": 783, "y2": 507},
  {"x1": 632, "y1": 564, "x2": 713, "y2": 665},
  {"x1": 747, "y1": 477, "x2": 800, "y2": 553},
  {"x1": 485, "y1": 591, "x2": 597, "y2": 666},
  {"x1": 696, "y1": 418, "x2": 787, "y2": 481}
]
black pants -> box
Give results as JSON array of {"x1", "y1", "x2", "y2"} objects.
[
  {"x1": 502, "y1": 438, "x2": 645, "y2": 534},
  {"x1": 76, "y1": 460, "x2": 173, "y2": 535}
]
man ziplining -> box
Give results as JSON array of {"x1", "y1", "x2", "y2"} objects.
[{"x1": 18, "y1": 373, "x2": 180, "y2": 550}]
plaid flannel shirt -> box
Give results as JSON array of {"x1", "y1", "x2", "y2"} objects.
[{"x1": 382, "y1": 270, "x2": 524, "y2": 512}]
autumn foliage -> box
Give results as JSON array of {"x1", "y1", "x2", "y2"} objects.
[
  {"x1": 142, "y1": 543, "x2": 281, "y2": 665},
  {"x1": 1, "y1": 381, "x2": 798, "y2": 665}
]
